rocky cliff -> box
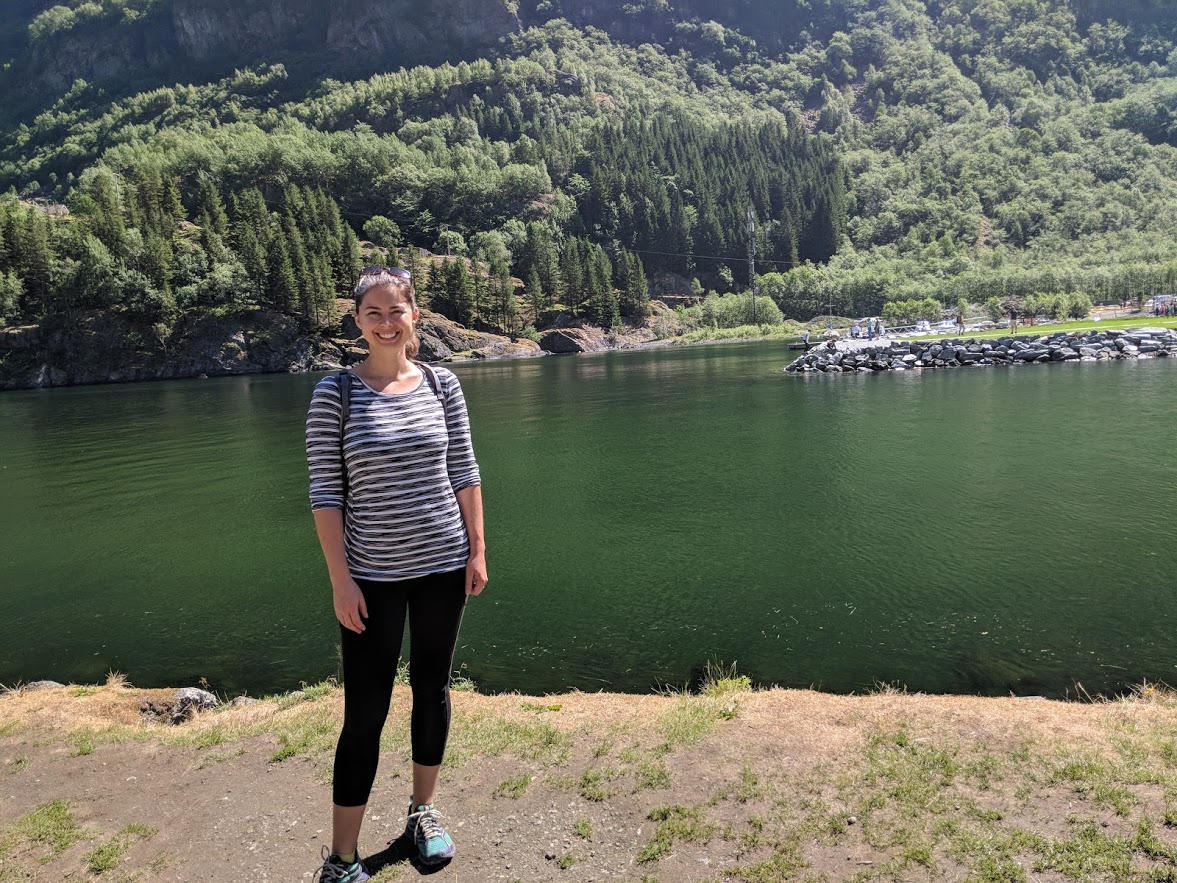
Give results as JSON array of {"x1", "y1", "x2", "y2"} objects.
[
  {"x1": 4, "y1": 0, "x2": 521, "y2": 103},
  {"x1": 0, "y1": 306, "x2": 542, "y2": 390}
]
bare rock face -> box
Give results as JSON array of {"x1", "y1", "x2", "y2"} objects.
[
  {"x1": 0, "y1": 310, "x2": 337, "y2": 389},
  {"x1": 417, "y1": 310, "x2": 501, "y2": 353},
  {"x1": 325, "y1": 0, "x2": 520, "y2": 55},
  {"x1": 171, "y1": 0, "x2": 325, "y2": 59},
  {"x1": 468, "y1": 339, "x2": 544, "y2": 359},
  {"x1": 538, "y1": 326, "x2": 611, "y2": 354},
  {"x1": 14, "y1": 1, "x2": 521, "y2": 99},
  {"x1": 338, "y1": 310, "x2": 543, "y2": 364},
  {"x1": 171, "y1": 0, "x2": 521, "y2": 58}
]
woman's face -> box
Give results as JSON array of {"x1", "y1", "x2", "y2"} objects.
[{"x1": 355, "y1": 284, "x2": 418, "y2": 353}]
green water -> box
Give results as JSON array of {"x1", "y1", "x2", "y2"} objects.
[{"x1": 2, "y1": 343, "x2": 1175, "y2": 698}]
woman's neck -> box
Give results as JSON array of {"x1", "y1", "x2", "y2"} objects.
[{"x1": 356, "y1": 350, "x2": 413, "y2": 382}]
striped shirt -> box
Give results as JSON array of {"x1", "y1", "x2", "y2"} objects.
[{"x1": 306, "y1": 367, "x2": 481, "y2": 581}]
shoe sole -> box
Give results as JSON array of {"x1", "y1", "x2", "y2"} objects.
[{"x1": 418, "y1": 850, "x2": 455, "y2": 867}]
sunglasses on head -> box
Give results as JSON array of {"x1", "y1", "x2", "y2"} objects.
[{"x1": 360, "y1": 266, "x2": 412, "y2": 280}]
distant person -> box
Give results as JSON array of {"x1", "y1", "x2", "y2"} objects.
[
  {"x1": 956, "y1": 313, "x2": 966, "y2": 334},
  {"x1": 802, "y1": 328, "x2": 811, "y2": 346},
  {"x1": 1009, "y1": 307, "x2": 1018, "y2": 334},
  {"x1": 306, "y1": 267, "x2": 487, "y2": 881},
  {"x1": 867, "y1": 319, "x2": 875, "y2": 340},
  {"x1": 876, "y1": 318, "x2": 886, "y2": 337}
]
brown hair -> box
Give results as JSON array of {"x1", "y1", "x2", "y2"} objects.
[{"x1": 353, "y1": 271, "x2": 420, "y2": 360}]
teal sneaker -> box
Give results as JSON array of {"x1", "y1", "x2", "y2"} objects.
[
  {"x1": 405, "y1": 800, "x2": 456, "y2": 866},
  {"x1": 313, "y1": 846, "x2": 370, "y2": 882}
]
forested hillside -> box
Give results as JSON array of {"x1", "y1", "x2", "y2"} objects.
[{"x1": 2, "y1": 0, "x2": 1177, "y2": 377}]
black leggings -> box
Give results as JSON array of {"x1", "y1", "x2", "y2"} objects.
[{"x1": 333, "y1": 568, "x2": 467, "y2": 808}]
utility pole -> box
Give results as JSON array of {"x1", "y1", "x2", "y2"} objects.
[{"x1": 746, "y1": 205, "x2": 757, "y2": 325}]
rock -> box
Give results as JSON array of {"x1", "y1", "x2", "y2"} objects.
[
  {"x1": 469, "y1": 339, "x2": 545, "y2": 360},
  {"x1": 176, "y1": 687, "x2": 218, "y2": 710},
  {"x1": 539, "y1": 327, "x2": 611, "y2": 354},
  {"x1": 229, "y1": 696, "x2": 259, "y2": 707},
  {"x1": 22, "y1": 680, "x2": 64, "y2": 692},
  {"x1": 416, "y1": 332, "x2": 453, "y2": 362},
  {"x1": 141, "y1": 687, "x2": 219, "y2": 725}
]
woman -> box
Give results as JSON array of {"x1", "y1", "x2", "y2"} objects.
[{"x1": 306, "y1": 267, "x2": 487, "y2": 881}]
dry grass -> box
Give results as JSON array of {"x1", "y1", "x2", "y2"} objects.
[{"x1": 5, "y1": 680, "x2": 1177, "y2": 881}]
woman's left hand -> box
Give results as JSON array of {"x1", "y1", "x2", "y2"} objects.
[{"x1": 466, "y1": 552, "x2": 488, "y2": 596}]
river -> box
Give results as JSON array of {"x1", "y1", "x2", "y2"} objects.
[{"x1": 2, "y1": 341, "x2": 1174, "y2": 698}]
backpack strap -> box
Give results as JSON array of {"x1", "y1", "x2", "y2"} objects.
[
  {"x1": 415, "y1": 361, "x2": 446, "y2": 405},
  {"x1": 335, "y1": 371, "x2": 350, "y2": 504}
]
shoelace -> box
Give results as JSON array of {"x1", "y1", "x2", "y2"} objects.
[
  {"x1": 408, "y1": 806, "x2": 446, "y2": 842},
  {"x1": 312, "y1": 845, "x2": 357, "y2": 882}
]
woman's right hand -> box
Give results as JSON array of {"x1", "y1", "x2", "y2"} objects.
[{"x1": 333, "y1": 578, "x2": 369, "y2": 634}]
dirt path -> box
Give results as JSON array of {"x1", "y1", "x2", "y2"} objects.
[{"x1": 3, "y1": 684, "x2": 1177, "y2": 882}]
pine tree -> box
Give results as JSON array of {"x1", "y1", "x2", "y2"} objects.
[
  {"x1": 283, "y1": 216, "x2": 312, "y2": 317},
  {"x1": 450, "y1": 258, "x2": 474, "y2": 325},
  {"x1": 586, "y1": 244, "x2": 617, "y2": 327},
  {"x1": 470, "y1": 259, "x2": 488, "y2": 327},
  {"x1": 19, "y1": 209, "x2": 54, "y2": 317},
  {"x1": 139, "y1": 230, "x2": 173, "y2": 293},
  {"x1": 336, "y1": 223, "x2": 362, "y2": 292},
  {"x1": 525, "y1": 266, "x2": 543, "y2": 323},
  {"x1": 87, "y1": 170, "x2": 126, "y2": 257},
  {"x1": 0, "y1": 270, "x2": 22, "y2": 324},
  {"x1": 266, "y1": 229, "x2": 297, "y2": 311},
  {"x1": 560, "y1": 238, "x2": 585, "y2": 316},
  {"x1": 490, "y1": 258, "x2": 515, "y2": 331},
  {"x1": 619, "y1": 251, "x2": 650, "y2": 318},
  {"x1": 197, "y1": 178, "x2": 229, "y2": 237}
]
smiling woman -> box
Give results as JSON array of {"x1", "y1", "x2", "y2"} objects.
[{"x1": 303, "y1": 265, "x2": 488, "y2": 877}]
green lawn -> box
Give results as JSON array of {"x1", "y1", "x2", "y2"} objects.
[{"x1": 899, "y1": 315, "x2": 1177, "y2": 343}]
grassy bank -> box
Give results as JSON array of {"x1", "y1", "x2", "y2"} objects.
[
  {"x1": 3, "y1": 674, "x2": 1177, "y2": 881},
  {"x1": 904, "y1": 316, "x2": 1177, "y2": 344}
]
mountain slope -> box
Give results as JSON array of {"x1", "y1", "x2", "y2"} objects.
[{"x1": 2, "y1": 0, "x2": 1177, "y2": 386}]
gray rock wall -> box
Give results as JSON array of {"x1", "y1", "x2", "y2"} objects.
[{"x1": 785, "y1": 328, "x2": 1177, "y2": 375}]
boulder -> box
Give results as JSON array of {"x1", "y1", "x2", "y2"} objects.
[
  {"x1": 539, "y1": 327, "x2": 611, "y2": 354},
  {"x1": 469, "y1": 339, "x2": 545, "y2": 360},
  {"x1": 140, "y1": 687, "x2": 219, "y2": 725},
  {"x1": 22, "y1": 680, "x2": 64, "y2": 692}
]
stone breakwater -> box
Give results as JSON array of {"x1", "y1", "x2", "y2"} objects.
[{"x1": 785, "y1": 327, "x2": 1177, "y2": 374}]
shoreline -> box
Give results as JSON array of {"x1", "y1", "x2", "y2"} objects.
[
  {"x1": 0, "y1": 325, "x2": 798, "y2": 391},
  {"x1": 9, "y1": 315, "x2": 1176, "y2": 391},
  {"x1": 3, "y1": 678, "x2": 1177, "y2": 881},
  {"x1": 786, "y1": 325, "x2": 1177, "y2": 373}
]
